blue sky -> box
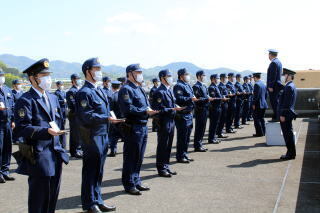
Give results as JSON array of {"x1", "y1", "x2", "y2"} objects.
[{"x1": 1, "y1": 0, "x2": 319, "y2": 72}]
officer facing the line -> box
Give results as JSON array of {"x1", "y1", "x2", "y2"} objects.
[
  {"x1": 252, "y1": 72, "x2": 268, "y2": 137},
  {"x1": 173, "y1": 68, "x2": 198, "y2": 163},
  {"x1": 241, "y1": 76, "x2": 251, "y2": 125},
  {"x1": 193, "y1": 70, "x2": 211, "y2": 152},
  {"x1": 11, "y1": 79, "x2": 24, "y2": 145},
  {"x1": 76, "y1": 57, "x2": 121, "y2": 212},
  {"x1": 118, "y1": 64, "x2": 158, "y2": 195},
  {"x1": 217, "y1": 73, "x2": 229, "y2": 139},
  {"x1": 14, "y1": 59, "x2": 69, "y2": 212},
  {"x1": 152, "y1": 69, "x2": 184, "y2": 177},
  {"x1": 0, "y1": 68, "x2": 15, "y2": 183},
  {"x1": 226, "y1": 73, "x2": 237, "y2": 133},
  {"x1": 279, "y1": 68, "x2": 297, "y2": 160},
  {"x1": 149, "y1": 78, "x2": 160, "y2": 132},
  {"x1": 54, "y1": 81, "x2": 67, "y2": 148},
  {"x1": 234, "y1": 74, "x2": 244, "y2": 129},
  {"x1": 102, "y1": 76, "x2": 113, "y2": 104},
  {"x1": 66, "y1": 73, "x2": 83, "y2": 158}
]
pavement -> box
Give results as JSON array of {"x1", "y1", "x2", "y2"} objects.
[{"x1": 0, "y1": 118, "x2": 319, "y2": 213}]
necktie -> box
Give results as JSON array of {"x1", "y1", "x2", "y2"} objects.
[{"x1": 42, "y1": 93, "x2": 51, "y2": 113}]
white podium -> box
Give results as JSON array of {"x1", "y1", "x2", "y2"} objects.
[{"x1": 265, "y1": 122, "x2": 296, "y2": 146}]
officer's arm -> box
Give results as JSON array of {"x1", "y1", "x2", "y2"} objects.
[
  {"x1": 253, "y1": 84, "x2": 260, "y2": 104},
  {"x1": 152, "y1": 91, "x2": 173, "y2": 114},
  {"x1": 279, "y1": 86, "x2": 294, "y2": 116},
  {"x1": 173, "y1": 85, "x2": 192, "y2": 104},
  {"x1": 118, "y1": 87, "x2": 148, "y2": 116},
  {"x1": 14, "y1": 98, "x2": 52, "y2": 141},
  {"x1": 66, "y1": 91, "x2": 74, "y2": 110},
  {"x1": 193, "y1": 85, "x2": 208, "y2": 103},
  {"x1": 267, "y1": 62, "x2": 277, "y2": 88},
  {"x1": 77, "y1": 91, "x2": 109, "y2": 125}
]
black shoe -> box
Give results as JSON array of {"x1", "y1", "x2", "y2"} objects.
[
  {"x1": 195, "y1": 147, "x2": 207, "y2": 152},
  {"x1": 226, "y1": 129, "x2": 237, "y2": 133},
  {"x1": 185, "y1": 157, "x2": 194, "y2": 162},
  {"x1": 242, "y1": 123, "x2": 250, "y2": 125},
  {"x1": 253, "y1": 134, "x2": 263, "y2": 137},
  {"x1": 218, "y1": 134, "x2": 228, "y2": 138},
  {"x1": 71, "y1": 152, "x2": 83, "y2": 159},
  {"x1": 268, "y1": 119, "x2": 279, "y2": 122},
  {"x1": 125, "y1": 188, "x2": 142, "y2": 195},
  {"x1": 87, "y1": 205, "x2": 102, "y2": 213},
  {"x1": 108, "y1": 151, "x2": 116, "y2": 157},
  {"x1": 0, "y1": 175, "x2": 5, "y2": 183},
  {"x1": 234, "y1": 126, "x2": 244, "y2": 129},
  {"x1": 280, "y1": 155, "x2": 296, "y2": 160},
  {"x1": 177, "y1": 158, "x2": 190, "y2": 164},
  {"x1": 167, "y1": 170, "x2": 177, "y2": 175},
  {"x1": 136, "y1": 184, "x2": 150, "y2": 191},
  {"x1": 158, "y1": 171, "x2": 172, "y2": 178},
  {"x1": 210, "y1": 139, "x2": 221, "y2": 144},
  {"x1": 3, "y1": 174, "x2": 15, "y2": 181},
  {"x1": 98, "y1": 204, "x2": 116, "y2": 212}
]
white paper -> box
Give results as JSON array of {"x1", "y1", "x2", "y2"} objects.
[
  {"x1": 110, "y1": 111, "x2": 117, "y2": 119},
  {"x1": 0, "y1": 102, "x2": 5, "y2": 108},
  {"x1": 49, "y1": 121, "x2": 61, "y2": 132}
]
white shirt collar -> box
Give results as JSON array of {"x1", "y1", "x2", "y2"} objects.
[
  {"x1": 286, "y1": 80, "x2": 292, "y2": 86},
  {"x1": 86, "y1": 80, "x2": 98, "y2": 89},
  {"x1": 162, "y1": 83, "x2": 170, "y2": 90},
  {"x1": 32, "y1": 86, "x2": 45, "y2": 98}
]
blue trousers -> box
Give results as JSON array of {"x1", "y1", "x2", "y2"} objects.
[
  {"x1": 109, "y1": 124, "x2": 122, "y2": 153},
  {"x1": 217, "y1": 103, "x2": 228, "y2": 135},
  {"x1": 248, "y1": 97, "x2": 253, "y2": 120},
  {"x1": 269, "y1": 90, "x2": 280, "y2": 119},
  {"x1": 226, "y1": 100, "x2": 236, "y2": 131},
  {"x1": 241, "y1": 100, "x2": 250, "y2": 124},
  {"x1": 28, "y1": 159, "x2": 62, "y2": 213},
  {"x1": 156, "y1": 119, "x2": 175, "y2": 173},
  {"x1": 81, "y1": 135, "x2": 108, "y2": 210},
  {"x1": 175, "y1": 113, "x2": 193, "y2": 160},
  {"x1": 0, "y1": 122, "x2": 12, "y2": 176},
  {"x1": 193, "y1": 107, "x2": 208, "y2": 149},
  {"x1": 280, "y1": 118, "x2": 296, "y2": 157},
  {"x1": 122, "y1": 124, "x2": 148, "y2": 190},
  {"x1": 69, "y1": 116, "x2": 82, "y2": 156},
  {"x1": 253, "y1": 108, "x2": 266, "y2": 136},
  {"x1": 234, "y1": 100, "x2": 243, "y2": 127},
  {"x1": 208, "y1": 106, "x2": 222, "y2": 142}
]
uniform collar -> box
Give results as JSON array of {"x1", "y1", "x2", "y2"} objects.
[
  {"x1": 286, "y1": 80, "x2": 293, "y2": 86},
  {"x1": 160, "y1": 83, "x2": 170, "y2": 90},
  {"x1": 85, "y1": 80, "x2": 97, "y2": 89},
  {"x1": 128, "y1": 80, "x2": 139, "y2": 89},
  {"x1": 31, "y1": 86, "x2": 45, "y2": 98}
]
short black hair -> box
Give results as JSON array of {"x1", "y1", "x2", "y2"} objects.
[
  {"x1": 112, "y1": 84, "x2": 121, "y2": 90},
  {"x1": 269, "y1": 52, "x2": 278, "y2": 57}
]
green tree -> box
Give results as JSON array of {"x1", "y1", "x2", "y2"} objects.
[{"x1": 4, "y1": 73, "x2": 22, "y2": 88}]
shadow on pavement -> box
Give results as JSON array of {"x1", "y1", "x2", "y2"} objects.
[
  {"x1": 211, "y1": 142, "x2": 266, "y2": 153},
  {"x1": 227, "y1": 158, "x2": 283, "y2": 168}
]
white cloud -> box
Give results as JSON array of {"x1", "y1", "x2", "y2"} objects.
[
  {"x1": 63, "y1": 31, "x2": 72, "y2": 36},
  {"x1": 0, "y1": 36, "x2": 13, "y2": 43},
  {"x1": 107, "y1": 12, "x2": 144, "y2": 23}
]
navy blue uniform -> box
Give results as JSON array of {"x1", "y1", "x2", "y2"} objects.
[
  {"x1": 102, "y1": 86, "x2": 113, "y2": 105},
  {"x1": 192, "y1": 81, "x2": 209, "y2": 148},
  {"x1": 109, "y1": 90, "x2": 123, "y2": 153},
  {"x1": 54, "y1": 89, "x2": 67, "y2": 148},
  {"x1": 267, "y1": 58, "x2": 282, "y2": 119},
  {"x1": 253, "y1": 80, "x2": 268, "y2": 136},
  {"x1": 118, "y1": 81, "x2": 150, "y2": 191},
  {"x1": 241, "y1": 82, "x2": 251, "y2": 124},
  {"x1": 152, "y1": 84, "x2": 176, "y2": 173},
  {"x1": 217, "y1": 82, "x2": 228, "y2": 135},
  {"x1": 234, "y1": 81, "x2": 244, "y2": 127},
  {"x1": 0, "y1": 85, "x2": 14, "y2": 178},
  {"x1": 226, "y1": 81, "x2": 236, "y2": 131},
  {"x1": 14, "y1": 87, "x2": 69, "y2": 213},
  {"x1": 149, "y1": 86, "x2": 158, "y2": 132},
  {"x1": 66, "y1": 86, "x2": 82, "y2": 156},
  {"x1": 247, "y1": 82, "x2": 254, "y2": 120},
  {"x1": 208, "y1": 83, "x2": 222, "y2": 142},
  {"x1": 173, "y1": 80, "x2": 194, "y2": 160},
  {"x1": 76, "y1": 81, "x2": 111, "y2": 210},
  {"x1": 279, "y1": 81, "x2": 297, "y2": 157},
  {"x1": 12, "y1": 89, "x2": 24, "y2": 144}
]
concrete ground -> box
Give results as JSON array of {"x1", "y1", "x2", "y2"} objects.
[{"x1": 0, "y1": 118, "x2": 319, "y2": 213}]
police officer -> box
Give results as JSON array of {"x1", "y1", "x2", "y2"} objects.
[
  {"x1": 174, "y1": 68, "x2": 198, "y2": 163},
  {"x1": 234, "y1": 74, "x2": 244, "y2": 129},
  {"x1": 12, "y1": 79, "x2": 24, "y2": 144},
  {"x1": 279, "y1": 68, "x2": 297, "y2": 160},
  {"x1": 149, "y1": 78, "x2": 160, "y2": 132},
  {"x1": 217, "y1": 73, "x2": 229, "y2": 138},
  {"x1": 54, "y1": 81, "x2": 67, "y2": 148},
  {"x1": 226, "y1": 73, "x2": 237, "y2": 133},
  {"x1": 208, "y1": 74, "x2": 224, "y2": 144},
  {"x1": 108, "y1": 80, "x2": 123, "y2": 157},
  {"x1": 267, "y1": 49, "x2": 282, "y2": 121},
  {"x1": 152, "y1": 69, "x2": 184, "y2": 177},
  {"x1": 66, "y1": 73, "x2": 83, "y2": 158},
  {"x1": 12, "y1": 79, "x2": 24, "y2": 102},
  {"x1": 76, "y1": 58, "x2": 120, "y2": 212},
  {"x1": 102, "y1": 76, "x2": 113, "y2": 104},
  {"x1": 241, "y1": 76, "x2": 251, "y2": 125},
  {"x1": 247, "y1": 74, "x2": 254, "y2": 121},
  {"x1": 117, "y1": 77, "x2": 127, "y2": 86},
  {"x1": 252, "y1": 72, "x2": 268, "y2": 137},
  {"x1": 0, "y1": 68, "x2": 15, "y2": 183},
  {"x1": 193, "y1": 70, "x2": 211, "y2": 152},
  {"x1": 14, "y1": 59, "x2": 69, "y2": 212},
  {"x1": 118, "y1": 64, "x2": 158, "y2": 195}
]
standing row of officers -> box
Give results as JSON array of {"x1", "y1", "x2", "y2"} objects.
[{"x1": 0, "y1": 49, "x2": 297, "y2": 213}]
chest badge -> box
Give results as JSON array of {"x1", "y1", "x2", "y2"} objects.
[
  {"x1": 81, "y1": 100, "x2": 88, "y2": 108},
  {"x1": 123, "y1": 94, "x2": 129, "y2": 100},
  {"x1": 157, "y1": 98, "x2": 162, "y2": 103},
  {"x1": 177, "y1": 90, "x2": 183, "y2": 95},
  {"x1": 18, "y1": 108, "x2": 26, "y2": 118},
  {"x1": 70, "y1": 95, "x2": 73, "y2": 100}
]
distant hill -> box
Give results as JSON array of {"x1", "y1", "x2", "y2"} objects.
[{"x1": 0, "y1": 54, "x2": 254, "y2": 79}]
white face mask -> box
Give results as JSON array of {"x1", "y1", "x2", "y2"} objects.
[
  {"x1": 184, "y1": 75, "x2": 191, "y2": 83},
  {"x1": 38, "y1": 76, "x2": 52, "y2": 91},
  {"x1": 107, "y1": 82, "x2": 111, "y2": 88},
  {"x1": 92, "y1": 71, "x2": 102, "y2": 82},
  {"x1": 59, "y1": 85, "x2": 64, "y2": 90},
  {"x1": 75, "y1": 79, "x2": 82, "y2": 86},
  {"x1": 136, "y1": 73, "x2": 144, "y2": 83},
  {"x1": 216, "y1": 79, "x2": 220, "y2": 85},
  {"x1": 17, "y1": 84, "x2": 22, "y2": 90},
  {"x1": 201, "y1": 76, "x2": 207, "y2": 83},
  {"x1": 281, "y1": 75, "x2": 287, "y2": 84},
  {"x1": 0, "y1": 76, "x2": 5, "y2": 85},
  {"x1": 166, "y1": 77, "x2": 173, "y2": 85}
]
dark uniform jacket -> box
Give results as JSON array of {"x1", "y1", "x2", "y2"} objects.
[
  {"x1": 253, "y1": 80, "x2": 268, "y2": 109},
  {"x1": 278, "y1": 81, "x2": 297, "y2": 119}
]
